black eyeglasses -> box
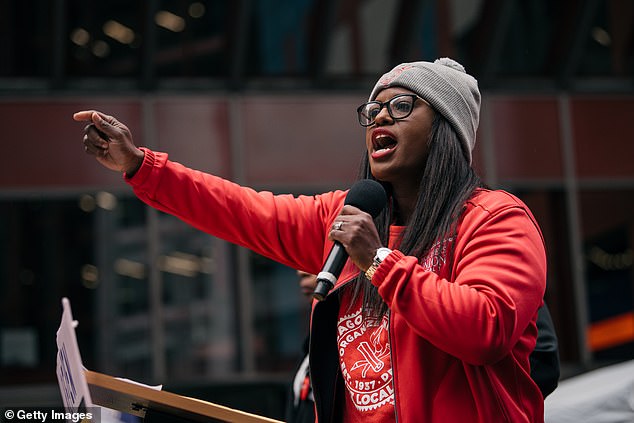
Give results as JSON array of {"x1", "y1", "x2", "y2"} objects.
[{"x1": 356, "y1": 94, "x2": 428, "y2": 127}]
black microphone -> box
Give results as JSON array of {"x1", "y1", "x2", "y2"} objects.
[{"x1": 313, "y1": 179, "x2": 387, "y2": 301}]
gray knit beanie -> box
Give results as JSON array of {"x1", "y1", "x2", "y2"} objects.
[{"x1": 368, "y1": 58, "x2": 480, "y2": 163}]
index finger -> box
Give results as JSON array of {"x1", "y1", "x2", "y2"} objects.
[
  {"x1": 73, "y1": 110, "x2": 101, "y2": 122},
  {"x1": 339, "y1": 205, "x2": 364, "y2": 216}
]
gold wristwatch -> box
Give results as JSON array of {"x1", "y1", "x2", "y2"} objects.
[{"x1": 365, "y1": 247, "x2": 392, "y2": 280}]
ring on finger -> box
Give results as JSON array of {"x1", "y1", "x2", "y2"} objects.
[{"x1": 333, "y1": 221, "x2": 343, "y2": 231}]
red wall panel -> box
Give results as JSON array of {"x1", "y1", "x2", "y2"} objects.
[
  {"x1": 240, "y1": 95, "x2": 364, "y2": 189},
  {"x1": 571, "y1": 96, "x2": 634, "y2": 178},
  {"x1": 488, "y1": 96, "x2": 563, "y2": 180},
  {"x1": 152, "y1": 98, "x2": 232, "y2": 178},
  {"x1": 1, "y1": 99, "x2": 142, "y2": 189},
  {"x1": 2, "y1": 94, "x2": 634, "y2": 192}
]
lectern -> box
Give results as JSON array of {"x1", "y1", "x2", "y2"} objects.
[{"x1": 56, "y1": 298, "x2": 283, "y2": 423}]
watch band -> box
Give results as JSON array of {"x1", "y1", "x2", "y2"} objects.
[{"x1": 365, "y1": 247, "x2": 392, "y2": 280}]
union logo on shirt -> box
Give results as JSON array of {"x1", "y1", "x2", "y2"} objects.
[{"x1": 337, "y1": 308, "x2": 394, "y2": 412}]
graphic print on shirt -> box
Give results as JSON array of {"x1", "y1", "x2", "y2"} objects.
[
  {"x1": 337, "y1": 309, "x2": 393, "y2": 412},
  {"x1": 336, "y1": 235, "x2": 452, "y2": 413},
  {"x1": 419, "y1": 236, "x2": 452, "y2": 273}
]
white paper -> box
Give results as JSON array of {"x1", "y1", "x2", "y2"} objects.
[{"x1": 55, "y1": 297, "x2": 94, "y2": 411}]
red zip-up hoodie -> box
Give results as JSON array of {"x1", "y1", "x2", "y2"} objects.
[{"x1": 127, "y1": 149, "x2": 546, "y2": 422}]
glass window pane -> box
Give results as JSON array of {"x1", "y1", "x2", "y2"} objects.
[
  {"x1": 66, "y1": 0, "x2": 144, "y2": 78},
  {"x1": 0, "y1": 1, "x2": 54, "y2": 77},
  {"x1": 0, "y1": 198, "x2": 95, "y2": 386},
  {"x1": 156, "y1": 0, "x2": 229, "y2": 77},
  {"x1": 250, "y1": 253, "x2": 311, "y2": 372},
  {"x1": 580, "y1": 189, "x2": 634, "y2": 360},
  {"x1": 159, "y1": 214, "x2": 237, "y2": 381}
]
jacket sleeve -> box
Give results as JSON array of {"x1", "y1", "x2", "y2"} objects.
[
  {"x1": 371, "y1": 201, "x2": 547, "y2": 365},
  {"x1": 125, "y1": 148, "x2": 343, "y2": 274}
]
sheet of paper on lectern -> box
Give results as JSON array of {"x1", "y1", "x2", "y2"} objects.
[
  {"x1": 55, "y1": 298, "x2": 162, "y2": 423},
  {"x1": 55, "y1": 297, "x2": 94, "y2": 411}
]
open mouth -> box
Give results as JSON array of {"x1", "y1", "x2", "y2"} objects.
[{"x1": 373, "y1": 133, "x2": 397, "y2": 153}]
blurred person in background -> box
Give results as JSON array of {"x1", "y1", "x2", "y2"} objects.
[{"x1": 285, "y1": 271, "x2": 318, "y2": 423}]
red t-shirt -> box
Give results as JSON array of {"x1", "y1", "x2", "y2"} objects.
[
  {"x1": 338, "y1": 293, "x2": 395, "y2": 422},
  {"x1": 336, "y1": 227, "x2": 407, "y2": 422}
]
